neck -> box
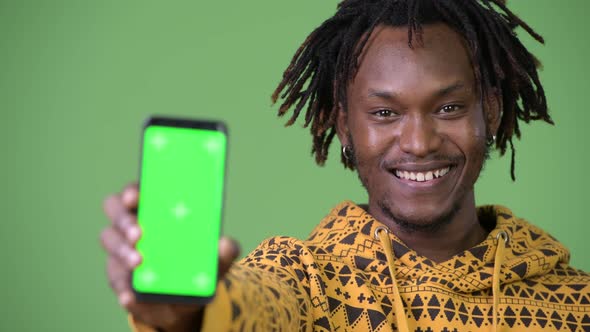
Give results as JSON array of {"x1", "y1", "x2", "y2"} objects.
[{"x1": 367, "y1": 194, "x2": 488, "y2": 263}]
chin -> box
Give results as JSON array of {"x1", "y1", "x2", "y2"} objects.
[{"x1": 377, "y1": 197, "x2": 462, "y2": 233}]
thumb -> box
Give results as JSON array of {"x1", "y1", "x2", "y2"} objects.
[{"x1": 218, "y1": 236, "x2": 240, "y2": 279}]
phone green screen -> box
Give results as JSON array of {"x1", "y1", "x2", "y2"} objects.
[{"x1": 133, "y1": 122, "x2": 226, "y2": 300}]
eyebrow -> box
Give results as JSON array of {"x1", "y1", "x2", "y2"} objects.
[
  {"x1": 367, "y1": 82, "x2": 467, "y2": 100},
  {"x1": 436, "y1": 82, "x2": 466, "y2": 97}
]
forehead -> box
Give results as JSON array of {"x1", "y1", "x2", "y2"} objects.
[{"x1": 351, "y1": 23, "x2": 476, "y2": 94}]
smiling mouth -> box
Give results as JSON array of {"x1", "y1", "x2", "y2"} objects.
[{"x1": 393, "y1": 166, "x2": 452, "y2": 182}]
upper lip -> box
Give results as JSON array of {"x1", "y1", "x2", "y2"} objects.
[{"x1": 389, "y1": 161, "x2": 455, "y2": 173}]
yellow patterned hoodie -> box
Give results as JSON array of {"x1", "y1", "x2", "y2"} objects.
[{"x1": 131, "y1": 201, "x2": 590, "y2": 331}]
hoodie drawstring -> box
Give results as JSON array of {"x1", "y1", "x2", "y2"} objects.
[
  {"x1": 375, "y1": 226, "x2": 410, "y2": 332},
  {"x1": 492, "y1": 230, "x2": 508, "y2": 332},
  {"x1": 376, "y1": 226, "x2": 509, "y2": 332}
]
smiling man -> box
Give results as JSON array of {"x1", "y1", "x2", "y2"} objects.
[
  {"x1": 101, "y1": 0, "x2": 590, "y2": 331},
  {"x1": 336, "y1": 23, "x2": 494, "y2": 264}
]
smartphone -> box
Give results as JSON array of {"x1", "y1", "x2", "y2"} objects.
[{"x1": 133, "y1": 116, "x2": 227, "y2": 304}]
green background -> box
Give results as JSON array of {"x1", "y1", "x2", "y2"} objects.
[{"x1": 1, "y1": 1, "x2": 588, "y2": 331}]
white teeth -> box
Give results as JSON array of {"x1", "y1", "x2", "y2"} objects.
[
  {"x1": 395, "y1": 167, "x2": 451, "y2": 182},
  {"x1": 416, "y1": 173, "x2": 425, "y2": 181}
]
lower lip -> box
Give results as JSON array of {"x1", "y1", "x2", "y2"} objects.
[{"x1": 392, "y1": 167, "x2": 454, "y2": 188}]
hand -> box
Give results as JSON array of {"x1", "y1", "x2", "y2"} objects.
[{"x1": 100, "y1": 183, "x2": 240, "y2": 331}]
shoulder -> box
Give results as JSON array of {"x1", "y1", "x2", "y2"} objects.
[
  {"x1": 245, "y1": 236, "x2": 309, "y2": 257},
  {"x1": 238, "y1": 236, "x2": 309, "y2": 270},
  {"x1": 487, "y1": 205, "x2": 590, "y2": 277}
]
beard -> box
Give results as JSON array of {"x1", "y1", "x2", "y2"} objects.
[
  {"x1": 348, "y1": 133, "x2": 491, "y2": 234},
  {"x1": 377, "y1": 195, "x2": 462, "y2": 234}
]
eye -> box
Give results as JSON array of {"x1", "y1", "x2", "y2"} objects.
[
  {"x1": 372, "y1": 109, "x2": 396, "y2": 117},
  {"x1": 438, "y1": 104, "x2": 463, "y2": 114}
]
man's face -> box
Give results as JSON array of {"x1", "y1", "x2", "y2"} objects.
[{"x1": 338, "y1": 23, "x2": 496, "y2": 230}]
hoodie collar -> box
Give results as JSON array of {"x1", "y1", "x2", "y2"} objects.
[{"x1": 308, "y1": 201, "x2": 570, "y2": 290}]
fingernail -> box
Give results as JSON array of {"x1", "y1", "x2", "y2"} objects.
[
  {"x1": 127, "y1": 226, "x2": 141, "y2": 241},
  {"x1": 119, "y1": 292, "x2": 132, "y2": 306},
  {"x1": 128, "y1": 251, "x2": 141, "y2": 266},
  {"x1": 122, "y1": 190, "x2": 136, "y2": 204}
]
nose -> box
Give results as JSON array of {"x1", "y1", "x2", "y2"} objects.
[{"x1": 398, "y1": 114, "x2": 442, "y2": 157}]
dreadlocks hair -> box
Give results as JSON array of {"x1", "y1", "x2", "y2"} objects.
[{"x1": 271, "y1": 0, "x2": 553, "y2": 181}]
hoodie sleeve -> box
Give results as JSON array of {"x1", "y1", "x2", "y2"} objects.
[{"x1": 128, "y1": 237, "x2": 314, "y2": 331}]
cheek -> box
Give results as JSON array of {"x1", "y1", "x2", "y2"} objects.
[
  {"x1": 438, "y1": 111, "x2": 487, "y2": 177},
  {"x1": 349, "y1": 121, "x2": 394, "y2": 187},
  {"x1": 454, "y1": 124, "x2": 486, "y2": 153},
  {"x1": 448, "y1": 114, "x2": 488, "y2": 176},
  {"x1": 446, "y1": 110, "x2": 487, "y2": 150},
  {"x1": 351, "y1": 122, "x2": 392, "y2": 164},
  {"x1": 470, "y1": 108, "x2": 488, "y2": 139}
]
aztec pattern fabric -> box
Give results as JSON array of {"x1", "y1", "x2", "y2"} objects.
[{"x1": 131, "y1": 201, "x2": 590, "y2": 332}]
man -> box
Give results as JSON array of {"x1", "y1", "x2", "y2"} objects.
[{"x1": 101, "y1": 0, "x2": 590, "y2": 331}]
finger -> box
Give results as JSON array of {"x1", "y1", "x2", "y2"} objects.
[
  {"x1": 118, "y1": 215, "x2": 141, "y2": 244},
  {"x1": 107, "y1": 257, "x2": 131, "y2": 295},
  {"x1": 103, "y1": 194, "x2": 124, "y2": 222},
  {"x1": 118, "y1": 289, "x2": 137, "y2": 309},
  {"x1": 218, "y1": 237, "x2": 240, "y2": 278},
  {"x1": 121, "y1": 183, "x2": 139, "y2": 210},
  {"x1": 103, "y1": 194, "x2": 141, "y2": 242},
  {"x1": 101, "y1": 227, "x2": 142, "y2": 268},
  {"x1": 106, "y1": 258, "x2": 142, "y2": 315}
]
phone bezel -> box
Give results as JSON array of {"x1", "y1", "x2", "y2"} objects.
[{"x1": 132, "y1": 116, "x2": 228, "y2": 305}]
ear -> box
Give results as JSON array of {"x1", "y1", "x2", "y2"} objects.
[
  {"x1": 336, "y1": 103, "x2": 350, "y2": 146},
  {"x1": 485, "y1": 89, "x2": 502, "y2": 138}
]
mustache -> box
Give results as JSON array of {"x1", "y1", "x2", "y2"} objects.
[{"x1": 382, "y1": 154, "x2": 463, "y2": 168}]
